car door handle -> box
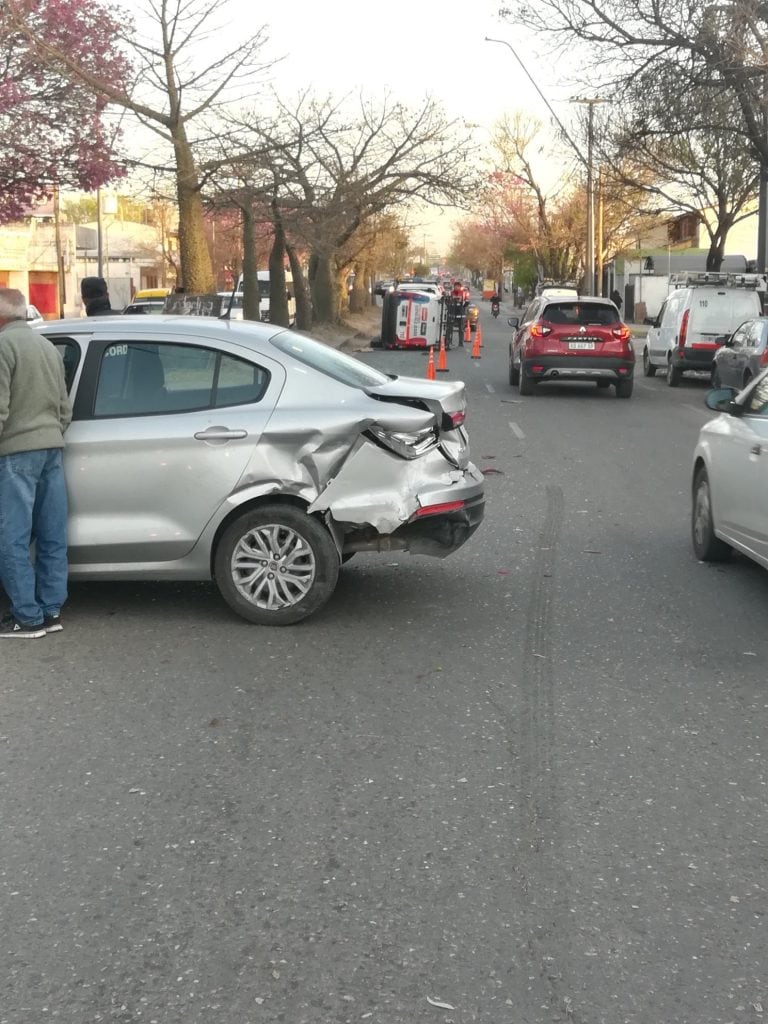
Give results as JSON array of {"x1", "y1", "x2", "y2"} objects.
[
  {"x1": 194, "y1": 427, "x2": 248, "y2": 441},
  {"x1": 750, "y1": 443, "x2": 763, "y2": 455}
]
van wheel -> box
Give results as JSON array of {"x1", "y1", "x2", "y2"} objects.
[
  {"x1": 643, "y1": 347, "x2": 657, "y2": 377},
  {"x1": 692, "y1": 468, "x2": 731, "y2": 562},
  {"x1": 214, "y1": 505, "x2": 340, "y2": 624},
  {"x1": 667, "y1": 360, "x2": 682, "y2": 387}
]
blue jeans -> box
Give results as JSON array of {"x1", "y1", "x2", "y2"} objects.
[{"x1": 0, "y1": 449, "x2": 68, "y2": 625}]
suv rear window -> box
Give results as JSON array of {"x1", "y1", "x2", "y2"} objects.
[{"x1": 541, "y1": 302, "x2": 619, "y2": 326}]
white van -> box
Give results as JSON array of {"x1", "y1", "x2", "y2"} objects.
[
  {"x1": 235, "y1": 270, "x2": 296, "y2": 326},
  {"x1": 643, "y1": 272, "x2": 764, "y2": 386}
]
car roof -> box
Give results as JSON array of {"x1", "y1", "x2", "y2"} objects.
[
  {"x1": 542, "y1": 295, "x2": 614, "y2": 305},
  {"x1": 38, "y1": 315, "x2": 287, "y2": 353}
]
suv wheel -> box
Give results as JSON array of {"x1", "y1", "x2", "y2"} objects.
[
  {"x1": 509, "y1": 353, "x2": 520, "y2": 386},
  {"x1": 643, "y1": 347, "x2": 656, "y2": 377},
  {"x1": 519, "y1": 369, "x2": 535, "y2": 396},
  {"x1": 214, "y1": 504, "x2": 340, "y2": 624},
  {"x1": 691, "y1": 467, "x2": 731, "y2": 562},
  {"x1": 615, "y1": 378, "x2": 633, "y2": 398},
  {"x1": 667, "y1": 358, "x2": 682, "y2": 387}
]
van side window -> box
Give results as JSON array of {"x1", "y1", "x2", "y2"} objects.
[{"x1": 655, "y1": 302, "x2": 667, "y2": 327}]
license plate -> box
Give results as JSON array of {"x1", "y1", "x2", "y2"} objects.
[{"x1": 568, "y1": 341, "x2": 595, "y2": 350}]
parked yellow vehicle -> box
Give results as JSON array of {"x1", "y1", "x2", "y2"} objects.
[
  {"x1": 133, "y1": 287, "x2": 171, "y2": 301},
  {"x1": 468, "y1": 304, "x2": 480, "y2": 331}
]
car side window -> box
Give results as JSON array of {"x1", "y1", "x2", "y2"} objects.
[
  {"x1": 732, "y1": 326, "x2": 749, "y2": 349},
  {"x1": 744, "y1": 375, "x2": 768, "y2": 416},
  {"x1": 655, "y1": 302, "x2": 667, "y2": 328},
  {"x1": 747, "y1": 322, "x2": 763, "y2": 347},
  {"x1": 93, "y1": 342, "x2": 269, "y2": 417},
  {"x1": 51, "y1": 339, "x2": 81, "y2": 393},
  {"x1": 522, "y1": 300, "x2": 538, "y2": 324}
]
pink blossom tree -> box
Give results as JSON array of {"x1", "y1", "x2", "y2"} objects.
[{"x1": 0, "y1": 0, "x2": 128, "y2": 221}]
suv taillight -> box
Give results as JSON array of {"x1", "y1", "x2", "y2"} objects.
[
  {"x1": 612, "y1": 324, "x2": 632, "y2": 342},
  {"x1": 678, "y1": 309, "x2": 690, "y2": 350},
  {"x1": 530, "y1": 322, "x2": 552, "y2": 338}
]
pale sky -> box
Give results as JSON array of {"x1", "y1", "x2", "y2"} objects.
[{"x1": 118, "y1": 0, "x2": 580, "y2": 254}]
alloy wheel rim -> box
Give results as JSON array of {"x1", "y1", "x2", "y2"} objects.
[{"x1": 231, "y1": 523, "x2": 316, "y2": 609}]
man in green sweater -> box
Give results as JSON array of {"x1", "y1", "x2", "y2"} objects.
[{"x1": 0, "y1": 289, "x2": 72, "y2": 638}]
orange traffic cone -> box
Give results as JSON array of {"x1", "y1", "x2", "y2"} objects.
[
  {"x1": 477, "y1": 321, "x2": 484, "y2": 348},
  {"x1": 470, "y1": 327, "x2": 481, "y2": 360},
  {"x1": 463, "y1": 318, "x2": 471, "y2": 344},
  {"x1": 426, "y1": 346, "x2": 436, "y2": 380},
  {"x1": 436, "y1": 335, "x2": 449, "y2": 373}
]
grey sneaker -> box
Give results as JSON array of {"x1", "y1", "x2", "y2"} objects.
[{"x1": 43, "y1": 613, "x2": 63, "y2": 633}]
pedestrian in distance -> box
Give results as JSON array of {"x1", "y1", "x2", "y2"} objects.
[
  {"x1": 80, "y1": 276, "x2": 113, "y2": 316},
  {"x1": 0, "y1": 288, "x2": 72, "y2": 638},
  {"x1": 611, "y1": 288, "x2": 623, "y2": 312}
]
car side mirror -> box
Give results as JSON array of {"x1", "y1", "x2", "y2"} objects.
[
  {"x1": 705, "y1": 386, "x2": 741, "y2": 413},
  {"x1": 508, "y1": 316, "x2": 519, "y2": 328}
]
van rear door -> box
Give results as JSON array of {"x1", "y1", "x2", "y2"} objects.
[{"x1": 688, "y1": 289, "x2": 761, "y2": 348}]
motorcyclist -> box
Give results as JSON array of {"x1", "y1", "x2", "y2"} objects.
[{"x1": 491, "y1": 290, "x2": 501, "y2": 316}]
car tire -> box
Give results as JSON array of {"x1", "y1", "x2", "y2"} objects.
[
  {"x1": 509, "y1": 356, "x2": 519, "y2": 386},
  {"x1": 615, "y1": 378, "x2": 633, "y2": 398},
  {"x1": 214, "y1": 504, "x2": 340, "y2": 625},
  {"x1": 692, "y1": 467, "x2": 731, "y2": 562},
  {"x1": 667, "y1": 359, "x2": 682, "y2": 387},
  {"x1": 519, "y1": 369, "x2": 534, "y2": 396},
  {"x1": 643, "y1": 347, "x2": 657, "y2": 377}
]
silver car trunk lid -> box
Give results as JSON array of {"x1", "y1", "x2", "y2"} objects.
[{"x1": 363, "y1": 376, "x2": 466, "y2": 423}]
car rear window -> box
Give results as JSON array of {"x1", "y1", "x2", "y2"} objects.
[
  {"x1": 270, "y1": 332, "x2": 389, "y2": 388},
  {"x1": 541, "y1": 302, "x2": 619, "y2": 326}
]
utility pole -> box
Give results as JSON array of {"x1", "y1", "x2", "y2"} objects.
[{"x1": 571, "y1": 97, "x2": 609, "y2": 295}]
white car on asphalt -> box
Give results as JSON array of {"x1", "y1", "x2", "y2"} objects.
[{"x1": 692, "y1": 369, "x2": 768, "y2": 569}]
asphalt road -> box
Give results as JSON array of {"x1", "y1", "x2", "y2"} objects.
[{"x1": 2, "y1": 305, "x2": 768, "y2": 1024}]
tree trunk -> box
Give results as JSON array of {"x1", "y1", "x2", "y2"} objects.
[
  {"x1": 310, "y1": 252, "x2": 339, "y2": 323},
  {"x1": 241, "y1": 202, "x2": 260, "y2": 322},
  {"x1": 268, "y1": 220, "x2": 289, "y2": 327},
  {"x1": 286, "y1": 240, "x2": 312, "y2": 330},
  {"x1": 349, "y1": 260, "x2": 369, "y2": 313},
  {"x1": 173, "y1": 125, "x2": 215, "y2": 293}
]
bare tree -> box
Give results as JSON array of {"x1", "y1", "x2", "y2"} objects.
[
  {"x1": 603, "y1": 72, "x2": 759, "y2": 269},
  {"x1": 7, "y1": 0, "x2": 271, "y2": 292},
  {"x1": 502, "y1": 0, "x2": 768, "y2": 182},
  {"x1": 231, "y1": 92, "x2": 480, "y2": 323}
]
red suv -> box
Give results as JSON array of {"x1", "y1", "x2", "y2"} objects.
[{"x1": 509, "y1": 297, "x2": 635, "y2": 398}]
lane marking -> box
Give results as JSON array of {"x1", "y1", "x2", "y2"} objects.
[
  {"x1": 486, "y1": 383, "x2": 496, "y2": 394},
  {"x1": 509, "y1": 421, "x2": 526, "y2": 440}
]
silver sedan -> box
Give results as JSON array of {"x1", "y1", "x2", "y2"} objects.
[{"x1": 40, "y1": 317, "x2": 485, "y2": 624}]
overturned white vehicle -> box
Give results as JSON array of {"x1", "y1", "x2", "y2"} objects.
[{"x1": 39, "y1": 317, "x2": 485, "y2": 624}]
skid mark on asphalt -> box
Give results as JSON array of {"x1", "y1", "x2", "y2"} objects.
[{"x1": 516, "y1": 484, "x2": 572, "y2": 1018}]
